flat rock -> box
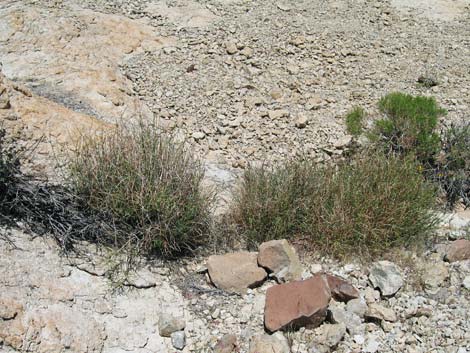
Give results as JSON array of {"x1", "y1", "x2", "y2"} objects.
[
  {"x1": 346, "y1": 298, "x2": 368, "y2": 318},
  {"x1": 207, "y1": 252, "x2": 267, "y2": 294},
  {"x1": 158, "y1": 313, "x2": 185, "y2": 337},
  {"x1": 258, "y1": 239, "x2": 302, "y2": 282},
  {"x1": 365, "y1": 303, "x2": 397, "y2": 322},
  {"x1": 368, "y1": 261, "x2": 404, "y2": 297},
  {"x1": 325, "y1": 274, "x2": 360, "y2": 302},
  {"x1": 248, "y1": 333, "x2": 290, "y2": 353},
  {"x1": 264, "y1": 273, "x2": 331, "y2": 332},
  {"x1": 445, "y1": 239, "x2": 470, "y2": 262},
  {"x1": 313, "y1": 323, "x2": 346, "y2": 348}
]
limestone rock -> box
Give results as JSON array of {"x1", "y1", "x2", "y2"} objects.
[
  {"x1": 422, "y1": 261, "x2": 449, "y2": 289},
  {"x1": 346, "y1": 298, "x2": 368, "y2": 318},
  {"x1": 171, "y1": 331, "x2": 186, "y2": 350},
  {"x1": 365, "y1": 303, "x2": 397, "y2": 322},
  {"x1": 214, "y1": 334, "x2": 238, "y2": 353},
  {"x1": 0, "y1": 85, "x2": 10, "y2": 109},
  {"x1": 445, "y1": 239, "x2": 470, "y2": 262},
  {"x1": 368, "y1": 261, "x2": 404, "y2": 297},
  {"x1": 313, "y1": 323, "x2": 346, "y2": 348},
  {"x1": 264, "y1": 274, "x2": 331, "y2": 332},
  {"x1": 158, "y1": 313, "x2": 185, "y2": 337},
  {"x1": 328, "y1": 302, "x2": 364, "y2": 335},
  {"x1": 258, "y1": 239, "x2": 302, "y2": 282},
  {"x1": 0, "y1": 297, "x2": 23, "y2": 320},
  {"x1": 249, "y1": 332, "x2": 290, "y2": 353},
  {"x1": 325, "y1": 274, "x2": 360, "y2": 302},
  {"x1": 207, "y1": 252, "x2": 267, "y2": 294}
]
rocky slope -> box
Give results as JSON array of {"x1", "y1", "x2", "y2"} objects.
[{"x1": 1, "y1": 0, "x2": 470, "y2": 352}]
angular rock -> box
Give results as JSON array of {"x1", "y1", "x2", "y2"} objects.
[
  {"x1": 463, "y1": 275, "x2": 470, "y2": 290},
  {"x1": 422, "y1": 261, "x2": 449, "y2": 289},
  {"x1": 158, "y1": 313, "x2": 185, "y2": 337},
  {"x1": 368, "y1": 261, "x2": 403, "y2": 296},
  {"x1": 445, "y1": 239, "x2": 470, "y2": 262},
  {"x1": 325, "y1": 274, "x2": 360, "y2": 302},
  {"x1": 171, "y1": 331, "x2": 186, "y2": 350},
  {"x1": 214, "y1": 334, "x2": 238, "y2": 353},
  {"x1": 249, "y1": 332, "x2": 290, "y2": 353},
  {"x1": 258, "y1": 239, "x2": 302, "y2": 282},
  {"x1": 365, "y1": 303, "x2": 397, "y2": 322},
  {"x1": 313, "y1": 323, "x2": 346, "y2": 348},
  {"x1": 328, "y1": 302, "x2": 364, "y2": 335},
  {"x1": 346, "y1": 298, "x2": 368, "y2": 318},
  {"x1": 264, "y1": 274, "x2": 331, "y2": 332},
  {"x1": 207, "y1": 252, "x2": 267, "y2": 294}
]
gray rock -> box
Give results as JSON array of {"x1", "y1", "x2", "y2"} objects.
[
  {"x1": 346, "y1": 297, "x2": 368, "y2": 318},
  {"x1": 422, "y1": 261, "x2": 449, "y2": 290},
  {"x1": 329, "y1": 302, "x2": 364, "y2": 335},
  {"x1": 313, "y1": 323, "x2": 346, "y2": 348},
  {"x1": 463, "y1": 276, "x2": 470, "y2": 290},
  {"x1": 158, "y1": 313, "x2": 185, "y2": 337},
  {"x1": 369, "y1": 261, "x2": 404, "y2": 296},
  {"x1": 171, "y1": 331, "x2": 186, "y2": 350}
]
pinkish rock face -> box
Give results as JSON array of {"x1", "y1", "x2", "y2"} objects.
[
  {"x1": 445, "y1": 239, "x2": 470, "y2": 262},
  {"x1": 207, "y1": 252, "x2": 267, "y2": 294},
  {"x1": 325, "y1": 274, "x2": 360, "y2": 302},
  {"x1": 264, "y1": 273, "x2": 331, "y2": 332}
]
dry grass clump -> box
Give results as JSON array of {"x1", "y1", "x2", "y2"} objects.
[
  {"x1": 231, "y1": 152, "x2": 438, "y2": 259},
  {"x1": 68, "y1": 121, "x2": 212, "y2": 257}
]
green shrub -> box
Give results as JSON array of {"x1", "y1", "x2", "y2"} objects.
[
  {"x1": 345, "y1": 107, "x2": 365, "y2": 136},
  {"x1": 68, "y1": 121, "x2": 212, "y2": 257},
  {"x1": 432, "y1": 123, "x2": 470, "y2": 207},
  {"x1": 231, "y1": 152, "x2": 438, "y2": 258},
  {"x1": 373, "y1": 92, "x2": 446, "y2": 164}
]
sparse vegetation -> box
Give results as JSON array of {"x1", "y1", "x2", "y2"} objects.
[
  {"x1": 345, "y1": 106, "x2": 365, "y2": 136},
  {"x1": 231, "y1": 152, "x2": 438, "y2": 258},
  {"x1": 68, "y1": 120, "x2": 212, "y2": 257}
]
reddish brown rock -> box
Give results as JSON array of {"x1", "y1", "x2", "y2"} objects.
[
  {"x1": 445, "y1": 239, "x2": 470, "y2": 262},
  {"x1": 258, "y1": 239, "x2": 302, "y2": 283},
  {"x1": 207, "y1": 252, "x2": 267, "y2": 294},
  {"x1": 264, "y1": 273, "x2": 331, "y2": 332},
  {"x1": 325, "y1": 274, "x2": 360, "y2": 302}
]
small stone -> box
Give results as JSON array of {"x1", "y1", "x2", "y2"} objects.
[
  {"x1": 363, "y1": 287, "x2": 380, "y2": 304},
  {"x1": 346, "y1": 298, "x2": 368, "y2": 318},
  {"x1": 422, "y1": 261, "x2": 449, "y2": 289},
  {"x1": 268, "y1": 109, "x2": 289, "y2": 119},
  {"x1": 368, "y1": 261, "x2": 403, "y2": 297},
  {"x1": 158, "y1": 313, "x2": 185, "y2": 337},
  {"x1": 314, "y1": 323, "x2": 346, "y2": 348},
  {"x1": 270, "y1": 88, "x2": 283, "y2": 100},
  {"x1": 225, "y1": 41, "x2": 238, "y2": 54},
  {"x1": 214, "y1": 334, "x2": 238, "y2": 353},
  {"x1": 365, "y1": 303, "x2": 397, "y2": 322},
  {"x1": 249, "y1": 332, "x2": 290, "y2": 353},
  {"x1": 240, "y1": 47, "x2": 254, "y2": 58},
  {"x1": 171, "y1": 331, "x2": 186, "y2": 350},
  {"x1": 264, "y1": 273, "x2": 331, "y2": 332},
  {"x1": 363, "y1": 336, "x2": 380, "y2": 353},
  {"x1": 192, "y1": 131, "x2": 206, "y2": 140},
  {"x1": 258, "y1": 239, "x2": 302, "y2": 283},
  {"x1": 0, "y1": 297, "x2": 23, "y2": 320},
  {"x1": 354, "y1": 334, "x2": 365, "y2": 345},
  {"x1": 462, "y1": 276, "x2": 470, "y2": 290},
  {"x1": 295, "y1": 114, "x2": 308, "y2": 128},
  {"x1": 211, "y1": 308, "x2": 220, "y2": 319},
  {"x1": 207, "y1": 252, "x2": 267, "y2": 294},
  {"x1": 0, "y1": 86, "x2": 10, "y2": 109},
  {"x1": 328, "y1": 302, "x2": 363, "y2": 335},
  {"x1": 445, "y1": 239, "x2": 470, "y2": 262}
]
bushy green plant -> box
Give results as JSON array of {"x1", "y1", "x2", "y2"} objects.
[
  {"x1": 432, "y1": 123, "x2": 470, "y2": 207},
  {"x1": 373, "y1": 92, "x2": 446, "y2": 164},
  {"x1": 231, "y1": 152, "x2": 438, "y2": 258},
  {"x1": 68, "y1": 121, "x2": 212, "y2": 257},
  {"x1": 345, "y1": 107, "x2": 365, "y2": 136}
]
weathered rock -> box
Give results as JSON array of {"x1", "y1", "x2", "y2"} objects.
[
  {"x1": 248, "y1": 332, "x2": 290, "y2": 353},
  {"x1": 325, "y1": 274, "x2": 360, "y2": 302},
  {"x1": 158, "y1": 313, "x2": 186, "y2": 337},
  {"x1": 207, "y1": 252, "x2": 267, "y2": 294},
  {"x1": 171, "y1": 331, "x2": 186, "y2": 350},
  {"x1": 445, "y1": 239, "x2": 470, "y2": 262},
  {"x1": 313, "y1": 323, "x2": 346, "y2": 348},
  {"x1": 0, "y1": 297, "x2": 23, "y2": 320},
  {"x1": 365, "y1": 303, "x2": 397, "y2": 322},
  {"x1": 145, "y1": 1, "x2": 220, "y2": 28},
  {"x1": 346, "y1": 298, "x2": 368, "y2": 318},
  {"x1": 328, "y1": 302, "x2": 364, "y2": 335},
  {"x1": 463, "y1": 276, "x2": 470, "y2": 290},
  {"x1": 214, "y1": 334, "x2": 238, "y2": 353},
  {"x1": 0, "y1": 85, "x2": 10, "y2": 109},
  {"x1": 422, "y1": 261, "x2": 449, "y2": 289},
  {"x1": 264, "y1": 274, "x2": 331, "y2": 332},
  {"x1": 258, "y1": 239, "x2": 302, "y2": 282},
  {"x1": 368, "y1": 261, "x2": 404, "y2": 296}
]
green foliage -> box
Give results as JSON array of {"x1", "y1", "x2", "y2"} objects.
[
  {"x1": 345, "y1": 107, "x2": 365, "y2": 136},
  {"x1": 431, "y1": 123, "x2": 470, "y2": 207},
  {"x1": 373, "y1": 92, "x2": 446, "y2": 164},
  {"x1": 68, "y1": 121, "x2": 212, "y2": 257},
  {"x1": 231, "y1": 152, "x2": 438, "y2": 258}
]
